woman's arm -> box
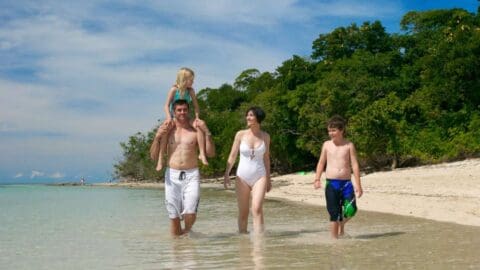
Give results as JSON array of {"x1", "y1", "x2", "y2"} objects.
[
  {"x1": 224, "y1": 131, "x2": 242, "y2": 189},
  {"x1": 263, "y1": 132, "x2": 272, "y2": 192}
]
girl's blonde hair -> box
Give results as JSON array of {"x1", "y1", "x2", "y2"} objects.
[{"x1": 175, "y1": 67, "x2": 195, "y2": 97}]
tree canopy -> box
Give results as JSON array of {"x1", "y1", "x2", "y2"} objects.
[{"x1": 114, "y1": 7, "x2": 480, "y2": 181}]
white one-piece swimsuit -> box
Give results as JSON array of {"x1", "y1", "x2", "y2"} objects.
[{"x1": 236, "y1": 140, "x2": 266, "y2": 187}]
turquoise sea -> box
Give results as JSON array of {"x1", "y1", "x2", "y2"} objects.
[{"x1": 1, "y1": 184, "x2": 479, "y2": 269}]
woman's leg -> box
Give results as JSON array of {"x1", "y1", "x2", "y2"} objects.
[
  {"x1": 236, "y1": 178, "x2": 251, "y2": 233},
  {"x1": 251, "y1": 177, "x2": 267, "y2": 234}
]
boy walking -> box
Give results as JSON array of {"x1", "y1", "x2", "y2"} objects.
[{"x1": 313, "y1": 115, "x2": 363, "y2": 239}]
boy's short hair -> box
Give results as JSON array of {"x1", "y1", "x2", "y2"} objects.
[
  {"x1": 246, "y1": 106, "x2": 266, "y2": 123},
  {"x1": 327, "y1": 115, "x2": 346, "y2": 132},
  {"x1": 173, "y1": 99, "x2": 189, "y2": 110}
]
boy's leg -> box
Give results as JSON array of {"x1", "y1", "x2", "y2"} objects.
[
  {"x1": 330, "y1": 221, "x2": 340, "y2": 239},
  {"x1": 197, "y1": 130, "x2": 208, "y2": 165},
  {"x1": 236, "y1": 178, "x2": 251, "y2": 234},
  {"x1": 339, "y1": 182, "x2": 357, "y2": 237},
  {"x1": 338, "y1": 218, "x2": 350, "y2": 236},
  {"x1": 325, "y1": 181, "x2": 342, "y2": 239}
]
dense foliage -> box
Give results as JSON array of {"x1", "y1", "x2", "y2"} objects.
[{"x1": 114, "y1": 8, "x2": 480, "y2": 181}]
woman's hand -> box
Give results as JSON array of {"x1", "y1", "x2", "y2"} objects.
[{"x1": 223, "y1": 174, "x2": 231, "y2": 189}]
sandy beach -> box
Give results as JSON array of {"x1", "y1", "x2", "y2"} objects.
[
  {"x1": 267, "y1": 158, "x2": 480, "y2": 227},
  {"x1": 104, "y1": 158, "x2": 480, "y2": 227}
]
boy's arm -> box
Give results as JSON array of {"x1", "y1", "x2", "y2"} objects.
[
  {"x1": 163, "y1": 87, "x2": 176, "y2": 121},
  {"x1": 349, "y1": 142, "x2": 363, "y2": 198},
  {"x1": 189, "y1": 89, "x2": 201, "y2": 119},
  {"x1": 314, "y1": 142, "x2": 327, "y2": 189}
]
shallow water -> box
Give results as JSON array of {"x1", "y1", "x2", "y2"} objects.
[{"x1": 0, "y1": 185, "x2": 479, "y2": 269}]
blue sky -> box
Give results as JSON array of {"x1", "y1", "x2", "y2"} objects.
[{"x1": 0, "y1": 1, "x2": 477, "y2": 183}]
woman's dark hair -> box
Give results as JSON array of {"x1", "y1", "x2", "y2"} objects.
[{"x1": 246, "y1": 106, "x2": 266, "y2": 123}]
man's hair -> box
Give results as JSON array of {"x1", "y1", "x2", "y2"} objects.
[
  {"x1": 246, "y1": 106, "x2": 266, "y2": 123},
  {"x1": 173, "y1": 99, "x2": 189, "y2": 110},
  {"x1": 327, "y1": 115, "x2": 346, "y2": 131}
]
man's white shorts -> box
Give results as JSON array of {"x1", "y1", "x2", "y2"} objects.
[{"x1": 164, "y1": 167, "x2": 200, "y2": 219}]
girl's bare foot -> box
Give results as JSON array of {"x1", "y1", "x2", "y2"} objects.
[
  {"x1": 199, "y1": 154, "x2": 209, "y2": 166},
  {"x1": 156, "y1": 160, "x2": 163, "y2": 171}
]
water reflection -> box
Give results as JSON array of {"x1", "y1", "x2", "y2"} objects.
[
  {"x1": 238, "y1": 235, "x2": 265, "y2": 270},
  {"x1": 168, "y1": 237, "x2": 199, "y2": 269},
  {"x1": 129, "y1": 188, "x2": 480, "y2": 269}
]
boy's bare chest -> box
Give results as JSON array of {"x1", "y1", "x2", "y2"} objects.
[{"x1": 327, "y1": 144, "x2": 349, "y2": 157}]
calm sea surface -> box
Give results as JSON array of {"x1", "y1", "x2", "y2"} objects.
[{"x1": 1, "y1": 184, "x2": 479, "y2": 269}]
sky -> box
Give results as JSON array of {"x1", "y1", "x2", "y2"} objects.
[{"x1": 0, "y1": 0, "x2": 477, "y2": 183}]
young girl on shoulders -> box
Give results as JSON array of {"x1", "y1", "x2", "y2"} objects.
[{"x1": 156, "y1": 67, "x2": 208, "y2": 171}]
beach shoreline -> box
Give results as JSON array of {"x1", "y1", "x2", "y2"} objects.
[{"x1": 98, "y1": 158, "x2": 480, "y2": 227}]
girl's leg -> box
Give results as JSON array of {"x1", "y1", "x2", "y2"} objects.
[
  {"x1": 251, "y1": 177, "x2": 267, "y2": 234},
  {"x1": 197, "y1": 129, "x2": 208, "y2": 165},
  {"x1": 156, "y1": 133, "x2": 167, "y2": 171},
  {"x1": 156, "y1": 122, "x2": 173, "y2": 171},
  {"x1": 236, "y1": 178, "x2": 251, "y2": 233}
]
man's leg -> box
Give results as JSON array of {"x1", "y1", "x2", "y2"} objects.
[
  {"x1": 170, "y1": 218, "x2": 182, "y2": 236},
  {"x1": 183, "y1": 214, "x2": 196, "y2": 234},
  {"x1": 181, "y1": 169, "x2": 200, "y2": 235}
]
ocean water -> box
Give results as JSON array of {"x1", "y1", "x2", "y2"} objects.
[{"x1": 1, "y1": 184, "x2": 479, "y2": 269}]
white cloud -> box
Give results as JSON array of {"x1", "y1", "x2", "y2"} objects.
[
  {"x1": 30, "y1": 170, "x2": 45, "y2": 179},
  {"x1": 50, "y1": 172, "x2": 65, "y2": 179},
  {"x1": 0, "y1": 0, "x2": 407, "y2": 181},
  {"x1": 14, "y1": 173, "x2": 23, "y2": 178}
]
